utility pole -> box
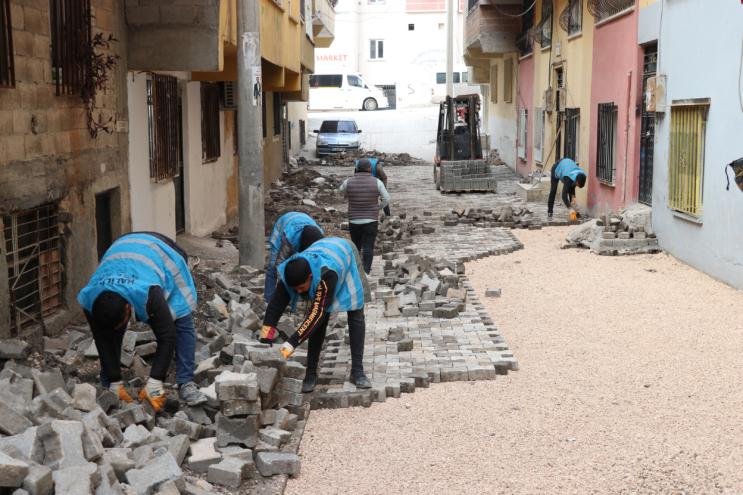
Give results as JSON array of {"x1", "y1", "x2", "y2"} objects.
[
  {"x1": 237, "y1": 0, "x2": 264, "y2": 268},
  {"x1": 446, "y1": 0, "x2": 454, "y2": 97}
]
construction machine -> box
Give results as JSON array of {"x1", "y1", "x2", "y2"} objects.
[{"x1": 433, "y1": 95, "x2": 495, "y2": 192}]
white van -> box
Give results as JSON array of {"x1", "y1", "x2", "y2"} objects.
[{"x1": 309, "y1": 70, "x2": 390, "y2": 111}]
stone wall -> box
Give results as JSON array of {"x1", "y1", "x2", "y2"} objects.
[{"x1": 0, "y1": 0, "x2": 132, "y2": 338}]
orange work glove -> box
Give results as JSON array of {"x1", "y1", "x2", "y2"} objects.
[
  {"x1": 570, "y1": 210, "x2": 578, "y2": 221},
  {"x1": 279, "y1": 342, "x2": 294, "y2": 359},
  {"x1": 109, "y1": 381, "x2": 133, "y2": 403},
  {"x1": 138, "y1": 378, "x2": 165, "y2": 412}
]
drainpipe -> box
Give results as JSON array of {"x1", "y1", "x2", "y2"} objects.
[{"x1": 621, "y1": 69, "x2": 633, "y2": 205}]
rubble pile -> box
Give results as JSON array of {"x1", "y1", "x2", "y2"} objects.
[
  {"x1": 564, "y1": 203, "x2": 660, "y2": 256},
  {"x1": 298, "y1": 149, "x2": 426, "y2": 168},
  {"x1": 374, "y1": 253, "x2": 468, "y2": 320},
  {"x1": 350, "y1": 213, "x2": 437, "y2": 255},
  {"x1": 0, "y1": 266, "x2": 308, "y2": 494},
  {"x1": 442, "y1": 206, "x2": 546, "y2": 230}
]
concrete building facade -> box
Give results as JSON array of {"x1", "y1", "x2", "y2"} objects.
[
  {"x1": 645, "y1": 0, "x2": 743, "y2": 289},
  {"x1": 0, "y1": 0, "x2": 131, "y2": 338}
]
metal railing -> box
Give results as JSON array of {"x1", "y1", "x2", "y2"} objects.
[
  {"x1": 596, "y1": 102, "x2": 617, "y2": 183},
  {"x1": 149, "y1": 75, "x2": 180, "y2": 182},
  {"x1": 669, "y1": 105, "x2": 706, "y2": 217},
  {"x1": 559, "y1": 0, "x2": 582, "y2": 35},
  {"x1": 587, "y1": 0, "x2": 634, "y2": 22},
  {"x1": 50, "y1": 0, "x2": 90, "y2": 96},
  {"x1": 201, "y1": 82, "x2": 221, "y2": 162},
  {"x1": 3, "y1": 205, "x2": 62, "y2": 335},
  {"x1": 0, "y1": 0, "x2": 15, "y2": 88}
]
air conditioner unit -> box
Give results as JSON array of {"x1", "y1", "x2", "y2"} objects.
[
  {"x1": 544, "y1": 88, "x2": 553, "y2": 113},
  {"x1": 221, "y1": 81, "x2": 237, "y2": 110}
]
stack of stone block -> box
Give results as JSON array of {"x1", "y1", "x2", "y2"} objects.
[
  {"x1": 373, "y1": 213, "x2": 437, "y2": 256},
  {"x1": 595, "y1": 213, "x2": 660, "y2": 256},
  {"x1": 439, "y1": 160, "x2": 497, "y2": 192}
]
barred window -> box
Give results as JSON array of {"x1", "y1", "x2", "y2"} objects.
[
  {"x1": 534, "y1": 0, "x2": 553, "y2": 49},
  {"x1": 148, "y1": 74, "x2": 180, "y2": 182},
  {"x1": 50, "y1": 0, "x2": 91, "y2": 96},
  {"x1": 559, "y1": 0, "x2": 582, "y2": 36},
  {"x1": 201, "y1": 82, "x2": 221, "y2": 162},
  {"x1": 3, "y1": 205, "x2": 62, "y2": 335},
  {"x1": 515, "y1": 4, "x2": 535, "y2": 57},
  {"x1": 0, "y1": 0, "x2": 15, "y2": 88},
  {"x1": 596, "y1": 102, "x2": 618, "y2": 183},
  {"x1": 564, "y1": 108, "x2": 580, "y2": 163},
  {"x1": 588, "y1": 0, "x2": 634, "y2": 23},
  {"x1": 273, "y1": 92, "x2": 281, "y2": 136},
  {"x1": 669, "y1": 103, "x2": 708, "y2": 217}
]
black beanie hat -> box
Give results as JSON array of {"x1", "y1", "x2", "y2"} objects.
[
  {"x1": 284, "y1": 258, "x2": 312, "y2": 288},
  {"x1": 299, "y1": 226, "x2": 324, "y2": 252}
]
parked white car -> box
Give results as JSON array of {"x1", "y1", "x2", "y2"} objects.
[{"x1": 309, "y1": 70, "x2": 390, "y2": 111}]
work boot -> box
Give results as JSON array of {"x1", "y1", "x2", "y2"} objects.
[
  {"x1": 547, "y1": 213, "x2": 553, "y2": 221},
  {"x1": 349, "y1": 371, "x2": 371, "y2": 389},
  {"x1": 301, "y1": 375, "x2": 317, "y2": 393},
  {"x1": 178, "y1": 381, "x2": 207, "y2": 406}
]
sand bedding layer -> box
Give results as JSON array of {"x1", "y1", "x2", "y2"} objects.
[{"x1": 287, "y1": 227, "x2": 743, "y2": 494}]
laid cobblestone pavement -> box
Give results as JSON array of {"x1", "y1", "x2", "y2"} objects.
[{"x1": 304, "y1": 164, "x2": 579, "y2": 408}]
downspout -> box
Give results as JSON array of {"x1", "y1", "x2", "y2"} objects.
[{"x1": 621, "y1": 69, "x2": 632, "y2": 205}]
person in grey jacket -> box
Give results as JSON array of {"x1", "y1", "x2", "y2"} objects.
[{"x1": 339, "y1": 158, "x2": 390, "y2": 274}]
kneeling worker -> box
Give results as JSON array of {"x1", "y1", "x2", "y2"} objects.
[
  {"x1": 548, "y1": 158, "x2": 588, "y2": 222},
  {"x1": 78, "y1": 232, "x2": 207, "y2": 411},
  {"x1": 259, "y1": 238, "x2": 372, "y2": 393},
  {"x1": 265, "y1": 212, "x2": 324, "y2": 301}
]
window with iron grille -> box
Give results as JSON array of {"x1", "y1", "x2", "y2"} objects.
[
  {"x1": 201, "y1": 83, "x2": 221, "y2": 162},
  {"x1": 596, "y1": 102, "x2": 617, "y2": 183},
  {"x1": 534, "y1": 0, "x2": 553, "y2": 49},
  {"x1": 273, "y1": 93, "x2": 281, "y2": 136},
  {"x1": 668, "y1": 104, "x2": 708, "y2": 217},
  {"x1": 3, "y1": 205, "x2": 62, "y2": 335},
  {"x1": 564, "y1": 108, "x2": 580, "y2": 163},
  {"x1": 559, "y1": 0, "x2": 582, "y2": 36},
  {"x1": 50, "y1": 0, "x2": 91, "y2": 96},
  {"x1": 147, "y1": 75, "x2": 180, "y2": 182},
  {"x1": 587, "y1": 0, "x2": 634, "y2": 23},
  {"x1": 515, "y1": 5, "x2": 535, "y2": 57},
  {"x1": 0, "y1": 0, "x2": 15, "y2": 88}
]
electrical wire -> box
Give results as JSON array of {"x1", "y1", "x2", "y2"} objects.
[{"x1": 493, "y1": 0, "x2": 536, "y2": 17}]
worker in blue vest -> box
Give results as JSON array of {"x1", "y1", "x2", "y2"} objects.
[
  {"x1": 265, "y1": 212, "x2": 324, "y2": 301},
  {"x1": 548, "y1": 158, "x2": 588, "y2": 221},
  {"x1": 78, "y1": 232, "x2": 207, "y2": 412},
  {"x1": 259, "y1": 238, "x2": 372, "y2": 393},
  {"x1": 355, "y1": 158, "x2": 390, "y2": 216}
]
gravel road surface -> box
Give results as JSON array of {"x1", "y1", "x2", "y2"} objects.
[{"x1": 287, "y1": 226, "x2": 743, "y2": 494}]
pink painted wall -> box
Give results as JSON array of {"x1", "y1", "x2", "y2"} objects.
[
  {"x1": 587, "y1": 9, "x2": 644, "y2": 214},
  {"x1": 517, "y1": 54, "x2": 535, "y2": 177}
]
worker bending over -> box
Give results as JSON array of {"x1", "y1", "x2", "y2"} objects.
[
  {"x1": 78, "y1": 232, "x2": 207, "y2": 412},
  {"x1": 548, "y1": 158, "x2": 588, "y2": 221},
  {"x1": 340, "y1": 158, "x2": 390, "y2": 274},
  {"x1": 265, "y1": 212, "x2": 324, "y2": 301},
  {"x1": 355, "y1": 158, "x2": 390, "y2": 216},
  {"x1": 259, "y1": 238, "x2": 372, "y2": 393}
]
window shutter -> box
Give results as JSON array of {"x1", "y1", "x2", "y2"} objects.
[
  {"x1": 504, "y1": 58, "x2": 513, "y2": 103},
  {"x1": 534, "y1": 107, "x2": 544, "y2": 163},
  {"x1": 518, "y1": 109, "x2": 527, "y2": 160},
  {"x1": 490, "y1": 64, "x2": 497, "y2": 104}
]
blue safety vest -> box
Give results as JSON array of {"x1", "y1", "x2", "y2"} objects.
[
  {"x1": 278, "y1": 238, "x2": 364, "y2": 313},
  {"x1": 78, "y1": 234, "x2": 197, "y2": 323},
  {"x1": 355, "y1": 159, "x2": 382, "y2": 178},
  {"x1": 554, "y1": 158, "x2": 586, "y2": 185},
  {"x1": 269, "y1": 213, "x2": 323, "y2": 255}
]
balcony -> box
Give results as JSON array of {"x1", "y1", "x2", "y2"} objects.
[
  {"x1": 313, "y1": 0, "x2": 336, "y2": 48},
  {"x1": 464, "y1": 0, "x2": 523, "y2": 58}
]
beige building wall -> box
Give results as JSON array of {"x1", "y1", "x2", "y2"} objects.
[
  {"x1": 488, "y1": 54, "x2": 519, "y2": 168},
  {"x1": 531, "y1": 0, "x2": 594, "y2": 207}
]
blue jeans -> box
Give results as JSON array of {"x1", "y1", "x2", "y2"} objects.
[
  {"x1": 99, "y1": 313, "x2": 197, "y2": 388},
  {"x1": 264, "y1": 247, "x2": 279, "y2": 301}
]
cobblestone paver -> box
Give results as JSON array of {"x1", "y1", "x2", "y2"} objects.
[{"x1": 305, "y1": 164, "x2": 580, "y2": 409}]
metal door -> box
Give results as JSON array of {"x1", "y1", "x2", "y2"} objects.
[{"x1": 638, "y1": 44, "x2": 657, "y2": 205}]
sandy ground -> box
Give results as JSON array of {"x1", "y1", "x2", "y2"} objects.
[{"x1": 286, "y1": 226, "x2": 743, "y2": 495}]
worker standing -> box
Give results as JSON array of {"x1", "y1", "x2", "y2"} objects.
[
  {"x1": 259, "y1": 238, "x2": 372, "y2": 392},
  {"x1": 265, "y1": 212, "x2": 324, "y2": 301},
  {"x1": 547, "y1": 158, "x2": 588, "y2": 222},
  {"x1": 340, "y1": 158, "x2": 390, "y2": 275},
  {"x1": 355, "y1": 158, "x2": 390, "y2": 216},
  {"x1": 77, "y1": 232, "x2": 207, "y2": 411}
]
